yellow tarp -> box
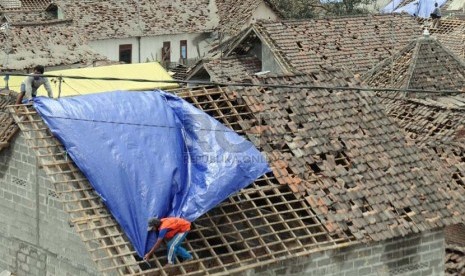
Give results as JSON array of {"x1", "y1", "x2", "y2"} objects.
[{"x1": 6, "y1": 62, "x2": 178, "y2": 97}]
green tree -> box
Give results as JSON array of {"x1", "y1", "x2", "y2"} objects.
[{"x1": 269, "y1": 0, "x2": 377, "y2": 18}]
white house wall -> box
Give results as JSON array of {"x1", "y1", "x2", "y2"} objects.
[
  {"x1": 88, "y1": 33, "x2": 210, "y2": 64},
  {"x1": 247, "y1": 2, "x2": 279, "y2": 26}
]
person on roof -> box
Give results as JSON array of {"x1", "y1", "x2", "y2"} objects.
[
  {"x1": 15, "y1": 65, "x2": 53, "y2": 104},
  {"x1": 430, "y1": 3, "x2": 442, "y2": 29},
  {"x1": 144, "y1": 217, "x2": 193, "y2": 265}
]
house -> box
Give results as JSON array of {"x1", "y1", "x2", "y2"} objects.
[
  {"x1": 49, "y1": 0, "x2": 280, "y2": 68},
  {"x1": 1, "y1": 65, "x2": 463, "y2": 275},
  {"x1": 363, "y1": 34, "x2": 465, "y2": 275},
  {"x1": 206, "y1": 14, "x2": 423, "y2": 77},
  {"x1": 0, "y1": 0, "x2": 107, "y2": 71}
]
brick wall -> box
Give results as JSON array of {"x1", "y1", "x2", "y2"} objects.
[
  {"x1": 249, "y1": 229, "x2": 445, "y2": 276},
  {"x1": 0, "y1": 133, "x2": 99, "y2": 276}
]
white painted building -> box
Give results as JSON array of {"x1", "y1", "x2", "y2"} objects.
[
  {"x1": 88, "y1": 33, "x2": 210, "y2": 65},
  {"x1": 54, "y1": 0, "x2": 281, "y2": 67}
]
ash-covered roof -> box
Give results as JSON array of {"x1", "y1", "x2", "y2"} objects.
[
  {"x1": 227, "y1": 14, "x2": 422, "y2": 75},
  {"x1": 52, "y1": 0, "x2": 216, "y2": 40},
  {"x1": 7, "y1": 70, "x2": 465, "y2": 274},
  {"x1": 0, "y1": 22, "x2": 107, "y2": 70},
  {"x1": 240, "y1": 74, "x2": 461, "y2": 242},
  {"x1": 187, "y1": 56, "x2": 262, "y2": 82},
  {"x1": 363, "y1": 36, "x2": 465, "y2": 92},
  {"x1": 216, "y1": 0, "x2": 280, "y2": 36}
]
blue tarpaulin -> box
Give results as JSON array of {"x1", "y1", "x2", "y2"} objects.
[
  {"x1": 380, "y1": 0, "x2": 404, "y2": 13},
  {"x1": 34, "y1": 91, "x2": 270, "y2": 257},
  {"x1": 382, "y1": 0, "x2": 446, "y2": 18},
  {"x1": 319, "y1": 0, "x2": 343, "y2": 4}
]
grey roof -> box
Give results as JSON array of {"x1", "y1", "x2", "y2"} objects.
[{"x1": 363, "y1": 36, "x2": 465, "y2": 93}]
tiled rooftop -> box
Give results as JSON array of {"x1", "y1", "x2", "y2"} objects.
[
  {"x1": 239, "y1": 74, "x2": 461, "y2": 242},
  {"x1": 9, "y1": 70, "x2": 465, "y2": 274},
  {"x1": 373, "y1": 93, "x2": 465, "y2": 276},
  {"x1": 363, "y1": 36, "x2": 465, "y2": 93},
  {"x1": 0, "y1": 22, "x2": 107, "y2": 70},
  {"x1": 53, "y1": 0, "x2": 215, "y2": 40},
  {"x1": 187, "y1": 56, "x2": 262, "y2": 82},
  {"x1": 216, "y1": 0, "x2": 279, "y2": 36},
  {"x1": 227, "y1": 14, "x2": 422, "y2": 75},
  {"x1": 170, "y1": 64, "x2": 189, "y2": 81}
]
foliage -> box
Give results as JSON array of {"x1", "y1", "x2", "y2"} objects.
[{"x1": 268, "y1": 0, "x2": 378, "y2": 18}]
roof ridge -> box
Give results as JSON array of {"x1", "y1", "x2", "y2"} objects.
[
  {"x1": 256, "y1": 13, "x2": 412, "y2": 25},
  {"x1": 364, "y1": 35, "x2": 465, "y2": 91},
  {"x1": 404, "y1": 38, "x2": 423, "y2": 90}
]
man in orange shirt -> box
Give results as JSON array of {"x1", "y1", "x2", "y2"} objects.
[{"x1": 144, "y1": 217, "x2": 193, "y2": 265}]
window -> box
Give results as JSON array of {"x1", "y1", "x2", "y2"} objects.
[
  {"x1": 45, "y1": 3, "x2": 63, "y2": 19},
  {"x1": 180, "y1": 40, "x2": 187, "y2": 62},
  {"x1": 162, "y1": 41, "x2": 171, "y2": 63},
  {"x1": 119, "y1": 44, "x2": 132, "y2": 64}
]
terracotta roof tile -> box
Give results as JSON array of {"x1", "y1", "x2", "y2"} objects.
[
  {"x1": 228, "y1": 14, "x2": 422, "y2": 75},
  {"x1": 196, "y1": 56, "x2": 262, "y2": 82},
  {"x1": 363, "y1": 36, "x2": 465, "y2": 92},
  {"x1": 53, "y1": 0, "x2": 215, "y2": 40},
  {"x1": 216, "y1": 0, "x2": 280, "y2": 36},
  {"x1": 170, "y1": 64, "x2": 189, "y2": 81},
  {"x1": 224, "y1": 73, "x2": 462, "y2": 242},
  {"x1": 0, "y1": 22, "x2": 106, "y2": 70}
]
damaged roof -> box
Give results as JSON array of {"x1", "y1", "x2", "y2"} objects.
[
  {"x1": 363, "y1": 35, "x2": 465, "y2": 92},
  {"x1": 226, "y1": 14, "x2": 422, "y2": 75},
  {"x1": 429, "y1": 19, "x2": 465, "y2": 60},
  {"x1": 187, "y1": 55, "x2": 262, "y2": 82},
  {"x1": 239, "y1": 74, "x2": 461, "y2": 242},
  {"x1": 0, "y1": 21, "x2": 107, "y2": 70},
  {"x1": 374, "y1": 93, "x2": 465, "y2": 275},
  {"x1": 9, "y1": 68, "x2": 465, "y2": 274},
  {"x1": 216, "y1": 0, "x2": 281, "y2": 36},
  {"x1": 52, "y1": 0, "x2": 216, "y2": 40}
]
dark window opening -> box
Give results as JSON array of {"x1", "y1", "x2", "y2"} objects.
[
  {"x1": 119, "y1": 44, "x2": 132, "y2": 64},
  {"x1": 46, "y1": 4, "x2": 59, "y2": 19},
  {"x1": 180, "y1": 40, "x2": 187, "y2": 64},
  {"x1": 162, "y1": 41, "x2": 171, "y2": 64}
]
